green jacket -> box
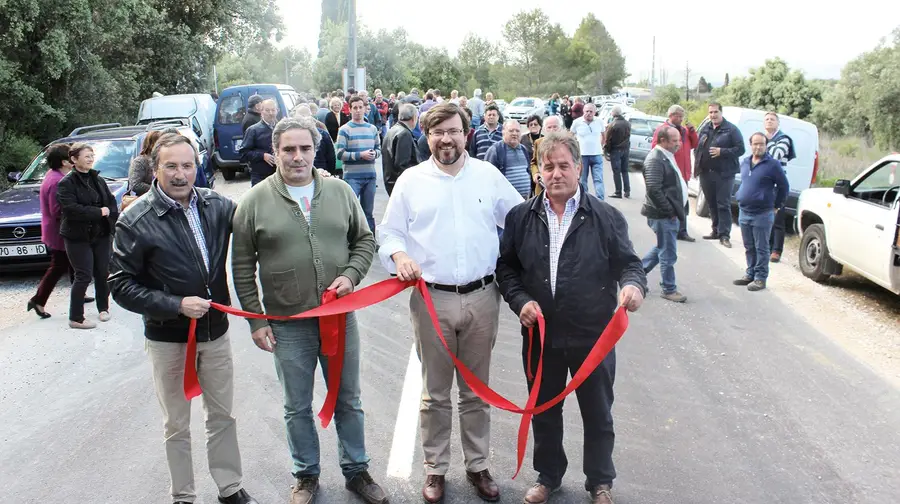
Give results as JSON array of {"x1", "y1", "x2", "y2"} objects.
[{"x1": 231, "y1": 168, "x2": 375, "y2": 332}]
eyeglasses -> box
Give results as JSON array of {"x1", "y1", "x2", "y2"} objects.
[{"x1": 428, "y1": 129, "x2": 464, "y2": 138}]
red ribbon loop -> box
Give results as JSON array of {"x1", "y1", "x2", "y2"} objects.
[{"x1": 182, "y1": 277, "x2": 628, "y2": 478}]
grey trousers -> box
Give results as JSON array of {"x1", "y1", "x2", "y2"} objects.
[
  {"x1": 147, "y1": 333, "x2": 243, "y2": 502},
  {"x1": 409, "y1": 282, "x2": 501, "y2": 475}
]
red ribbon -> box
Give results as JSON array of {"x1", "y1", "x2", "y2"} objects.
[{"x1": 183, "y1": 277, "x2": 629, "y2": 478}]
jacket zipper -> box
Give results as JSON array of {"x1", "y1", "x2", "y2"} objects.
[{"x1": 176, "y1": 214, "x2": 212, "y2": 342}]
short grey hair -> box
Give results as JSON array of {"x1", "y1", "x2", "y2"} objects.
[
  {"x1": 398, "y1": 103, "x2": 418, "y2": 122},
  {"x1": 536, "y1": 131, "x2": 581, "y2": 169},
  {"x1": 667, "y1": 104, "x2": 686, "y2": 116},
  {"x1": 150, "y1": 133, "x2": 198, "y2": 169},
  {"x1": 543, "y1": 115, "x2": 563, "y2": 130},
  {"x1": 474, "y1": 88, "x2": 482, "y2": 97},
  {"x1": 611, "y1": 105, "x2": 623, "y2": 117},
  {"x1": 273, "y1": 117, "x2": 321, "y2": 152}
]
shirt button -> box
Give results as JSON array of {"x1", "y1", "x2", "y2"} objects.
[
  {"x1": 544, "y1": 278, "x2": 549, "y2": 283},
  {"x1": 318, "y1": 283, "x2": 323, "y2": 290},
  {"x1": 314, "y1": 258, "x2": 321, "y2": 264}
]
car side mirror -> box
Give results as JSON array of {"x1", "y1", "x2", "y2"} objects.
[
  {"x1": 7, "y1": 171, "x2": 21, "y2": 183},
  {"x1": 833, "y1": 179, "x2": 850, "y2": 196}
]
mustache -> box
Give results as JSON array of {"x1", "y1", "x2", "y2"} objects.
[{"x1": 170, "y1": 179, "x2": 189, "y2": 187}]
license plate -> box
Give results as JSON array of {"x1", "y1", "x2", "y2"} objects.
[
  {"x1": 0, "y1": 243, "x2": 47, "y2": 257},
  {"x1": 234, "y1": 139, "x2": 242, "y2": 150}
]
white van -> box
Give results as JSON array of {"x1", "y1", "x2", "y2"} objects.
[
  {"x1": 136, "y1": 93, "x2": 217, "y2": 152},
  {"x1": 688, "y1": 106, "x2": 820, "y2": 225}
]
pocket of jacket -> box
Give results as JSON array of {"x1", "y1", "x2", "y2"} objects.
[{"x1": 270, "y1": 268, "x2": 302, "y2": 305}]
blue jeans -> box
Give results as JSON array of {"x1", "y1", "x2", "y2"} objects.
[
  {"x1": 270, "y1": 314, "x2": 370, "y2": 479},
  {"x1": 641, "y1": 217, "x2": 679, "y2": 294},
  {"x1": 739, "y1": 209, "x2": 776, "y2": 281},
  {"x1": 343, "y1": 173, "x2": 376, "y2": 232},
  {"x1": 580, "y1": 154, "x2": 605, "y2": 200},
  {"x1": 609, "y1": 149, "x2": 631, "y2": 196}
]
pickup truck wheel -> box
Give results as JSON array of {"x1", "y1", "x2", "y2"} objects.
[
  {"x1": 222, "y1": 165, "x2": 236, "y2": 181},
  {"x1": 696, "y1": 189, "x2": 710, "y2": 217},
  {"x1": 799, "y1": 223, "x2": 831, "y2": 282}
]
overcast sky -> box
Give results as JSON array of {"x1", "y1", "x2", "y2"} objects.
[{"x1": 281, "y1": 0, "x2": 899, "y2": 86}]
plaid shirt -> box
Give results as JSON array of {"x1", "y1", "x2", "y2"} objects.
[
  {"x1": 542, "y1": 188, "x2": 580, "y2": 296},
  {"x1": 157, "y1": 184, "x2": 209, "y2": 273}
]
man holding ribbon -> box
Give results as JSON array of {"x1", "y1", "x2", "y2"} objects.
[
  {"x1": 231, "y1": 116, "x2": 384, "y2": 504},
  {"x1": 109, "y1": 133, "x2": 258, "y2": 504},
  {"x1": 377, "y1": 102, "x2": 524, "y2": 504},
  {"x1": 496, "y1": 132, "x2": 647, "y2": 504}
]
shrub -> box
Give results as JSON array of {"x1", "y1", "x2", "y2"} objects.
[{"x1": 0, "y1": 134, "x2": 42, "y2": 190}]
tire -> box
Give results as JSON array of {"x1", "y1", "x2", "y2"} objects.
[
  {"x1": 799, "y1": 223, "x2": 831, "y2": 282},
  {"x1": 222, "y1": 165, "x2": 236, "y2": 181},
  {"x1": 696, "y1": 189, "x2": 710, "y2": 217}
]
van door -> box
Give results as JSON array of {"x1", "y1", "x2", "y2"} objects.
[{"x1": 215, "y1": 92, "x2": 246, "y2": 162}]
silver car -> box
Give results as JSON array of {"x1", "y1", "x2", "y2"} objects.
[{"x1": 504, "y1": 97, "x2": 546, "y2": 123}]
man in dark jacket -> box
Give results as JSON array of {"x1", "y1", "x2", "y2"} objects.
[
  {"x1": 640, "y1": 126, "x2": 688, "y2": 303},
  {"x1": 240, "y1": 98, "x2": 278, "y2": 186},
  {"x1": 604, "y1": 106, "x2": 632, "y2": 198},
  {"x1": 496, "y1": 132, "x2": 646, "y2": 504},
  {"x1": 733, "y1": 132, "x2": 789, "y2": 291},
  {"x1": 242, "y1": 94, "x2": 264, "y2": 133},
  {"x1": 108, "y1": 133, "x2": 258, "y2": 504},
  {"x1": 694, "y1": 102, "x2": 745, "y2": 248},
  {"x1": 381, "y1": 103, "x2": 418, "y2": 195}
]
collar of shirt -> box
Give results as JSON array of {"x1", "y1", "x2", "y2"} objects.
[
  {"x1": 543, "y1": 186, "x2": 581, "y2": 216},
  {"x1": 156, "y1": 182, "x2": 198, "y2": 210}
]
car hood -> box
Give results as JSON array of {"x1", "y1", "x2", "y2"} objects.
[{"x1": 0, "y1": 180, "x2": 127, "y2": 225}]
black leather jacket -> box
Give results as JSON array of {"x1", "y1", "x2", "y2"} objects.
[
  {"x1": 56, "y1": 169, "x2": 119, "y2": 242},
  {"x1": 694, "y1": 119, "x2": 745, "y2": 176},
  {"x1": 108, "y1": 183, "x2": 236, "y2": 343},
  {"x1": 641, "y1": 148, "x2": 686, "y2": 221},
  {"x1": 496, "y1": 190, "x2": 647, "y2": 348}
]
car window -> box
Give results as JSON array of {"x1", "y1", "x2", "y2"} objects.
[
  {"x1": 511, "y1": 99, "x2": 534, "y2": 107},
  {"x1": 630, "y1": 119, "x2": 652, "y2": 136},
  {"x1": 217, "y1": 94, "x2": 244, "y2": 125},
  {"x1": 855, "y1": 161, "x2": 898, "y2": 192},
  {"x1": 281, "y1": 92, "x2": 295, "y2": 111},
  {"x1": 191, "y1": 117, "x2": 203, "y2": 139},
  {"x1": 18, "y1": 140, "x2": 135, "y2": 183}
]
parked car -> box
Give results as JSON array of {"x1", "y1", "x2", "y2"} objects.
[
  {"x1": 0, "y1": 122, "x2": 214, "y2": 271},
  {"x1": 622, "y1": 111, "x2": 667, "y2": 166},
  {"x1": 212, "y1": 84, "x2": 300, "y2": 180},
  {"x1": 137, "y1": 93, "x2": 217, "y2": 153},
  {"x1": 797, "y1": 154, "x2": 900, "y2": 295},
  {"x1": 504, "y1": 97, "x2": 546, "y2": 123},
  {"x1": 688, "y1": 106, "x2": 820, "y2": 226}
]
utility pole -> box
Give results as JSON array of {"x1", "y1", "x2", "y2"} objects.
[
  {"x1": 347, "y1": 0, "x2": 357, "y2": 90},
  {"x1": 212, "y1": 64, "x2": 218, "y2": 94},
  {"x1": 685, "y1": 61, "x2": 691, "y2": 101},
  {"x1": 284, "y1": 57, "x2": 290, "y2": 86},
  {"x1": 650, "y1": 36, "x2": 655, "y2": 95}
]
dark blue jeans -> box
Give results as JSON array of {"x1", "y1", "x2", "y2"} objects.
[
  {"x1": 343, "y1": 173, "x2": 377, "y2": 232},
  {"x1": 641, "y1": 217, "x2": 679, "y2": 294},
  {"x1": 739, "y1": 209, "x2": 776, "y2": 281},
  {"x1": 699, "y1": 171, "x2": 736, "y2": 238},
  {"x1": 769, "y1": 206, "x2": 787, "y2": 253},
  {"x1": 609, "y1": 149, "x2": 631, "y2": 196}
]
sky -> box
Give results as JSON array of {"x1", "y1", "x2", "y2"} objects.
[{"x1": 281, "y1": 0, "x2": 899, "y2": 87}]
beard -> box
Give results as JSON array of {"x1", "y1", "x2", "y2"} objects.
[{"x1": 434, "y1": 143, "x2": 463, "y2": 166}]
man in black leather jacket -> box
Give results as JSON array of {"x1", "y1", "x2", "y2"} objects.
[
  {"x1": 694, "y1": 102, "x2": 745, "y2": 248},
  {"x1": 640, "y1": 126, "x2": 688, "y2": 303},
  {"x1": 108, "y1": 133, "x2": 258, "y2": 504}
]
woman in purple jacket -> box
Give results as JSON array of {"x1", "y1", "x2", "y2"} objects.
[{"x1": 27, "y1": 144, "x2": 92, "y2": 317}]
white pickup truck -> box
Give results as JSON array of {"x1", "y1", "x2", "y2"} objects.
[{"x1": 796, "y1": 154, "x2": 900, "y2": 295}]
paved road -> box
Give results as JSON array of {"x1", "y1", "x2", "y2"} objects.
[{"x1": 2, "y1": 160, "x2": 900, "y2": 504}]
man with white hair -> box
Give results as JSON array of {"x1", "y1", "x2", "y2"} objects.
[
  {"x1": 449, "y1": 89, "x2": 460, "y2": 104},
  {"x1": 529, "y1": 115, "x2": 563, "y2": 196},
  {"x1": 570, "y1": 102, "x2": 606, "y2": 199},
  {"x1": 382, "y1": 103, "x2": 419, "y2": 195},
  {"x1": 469, "y1": 88, "x2": 485, "y2": 129},
  {"x1": 652, "y1": 104, "x2": 699, "y2": 242}
]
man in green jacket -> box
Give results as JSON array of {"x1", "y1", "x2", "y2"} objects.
[{"x1": 231, "y1": 116, "x2": 383, "y2": 504}]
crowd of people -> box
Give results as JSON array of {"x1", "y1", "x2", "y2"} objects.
[{"x1": 25, "y1": 80, "x2": 795, "y2": 504}]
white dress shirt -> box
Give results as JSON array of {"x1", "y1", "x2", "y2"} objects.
[
  {"x1": 377, "y1": 154, "x2": 525, "y2": 285},
  {"x1": 571, "y1": 117, "x2": 604, "y2": 156}
]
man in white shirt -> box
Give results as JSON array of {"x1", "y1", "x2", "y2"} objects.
[
  {"x1": 377, "y1": 102, "x2": 524, "y2": 504},
  {"x1": 570, "y1": 103, "x2": 606, "y2": 200}
]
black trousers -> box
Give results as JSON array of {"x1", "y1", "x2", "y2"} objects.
[
  {"x1": 769, "y1": 207, "x2": 787, "y2": 253},
  {"x1": 699, "y1": 171, "x2": 736, "y2": 239},
  {"x1": 679, "y1": 201, "x2": 690, "y2": 237},
  {"x1": 523, "y1": 336, "x2": 617, "y2": 489},
  {"x1": 65, "y1": 235, "x2": 111, "y2": 322}
]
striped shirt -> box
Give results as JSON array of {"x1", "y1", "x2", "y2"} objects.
[
  {"x1": 472, "y1": 125, "x2": 503, "y2": 160},
  {"x1": 766, "y1": 131, "x2": 793, "y2": 167},
  {"x1": 158, "y1": 185, "x2": 209, "y2": 273},
  {"x1": 336, "y1": 121, "x2": 381, "y2": 176},
  {"x1": 543, "y1": 187, "x2": 580, "y2": 296},
  {"x1": 503, "y1": 146, "x2": 532, "y2": 198}
]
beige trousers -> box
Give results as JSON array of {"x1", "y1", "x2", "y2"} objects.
[
  {"x1": 410, "y1": 282, "x2": 501, "y2": 475},
  {"x1": 147, "y1": 333, "x2": 243, "y2": 502}
]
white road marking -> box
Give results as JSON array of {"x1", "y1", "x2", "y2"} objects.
[{"x1": 386, "y1": 344, "x2": 422, "y2": 479}]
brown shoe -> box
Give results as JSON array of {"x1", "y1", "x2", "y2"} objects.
[
  {"x1": 524, "y1": 482, "x2": 560, "y2": 504},
  {"x1": 770, "y1": 252, "x2": 781, "y2": 263},
  {"x1": 422, "y1": 474, "x2": 445, "y2": 504},
  {"x1": 466, "y1": 469, "x2": 500, "y2": 501},
  {"x1": 589, "y1": 484, "x2": 615, "y2": 504},
  {"x1": 346, "y1": 471, "x2": 388, "y2": 504},
  {"x1": 290, "y1": 476, "x2": 319, "y2": 504}
]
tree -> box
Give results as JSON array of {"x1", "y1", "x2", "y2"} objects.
[
  {"x1": 724, "y1": 73, "x2": 730, "y2": 87},
  {"x1": 572, "y1": 14, "x2": 627, "y2": 93},
  {"x1": 457, "y1": 34, "x2": 497, "y2": 92},
  {"x1": 697, "y1": 76, "x2": 710, "y2": 93},
  {"x1": 502, "y1": 9, "x2": 553, "y2": 90},
  {"x1": 717, "y1": 58, "x2": 821, "y2": 119},
  {"x1": 318, "y1": 0, "x2": 348, "y2": 57}
]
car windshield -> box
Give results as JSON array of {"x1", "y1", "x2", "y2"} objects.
[
  {"x1": 511, "y1": 99, "x2": 534, "y2": 107},
  {"x1": 16, "y1": 140, "x2": 135, "y2": 184}
]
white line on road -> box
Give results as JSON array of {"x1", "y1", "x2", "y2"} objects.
[{"x1": 386, "y1": 344, "x2": 422, "y2": 479}]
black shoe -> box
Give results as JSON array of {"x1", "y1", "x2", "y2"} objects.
[
  {"x1": 748, "y1": 280, "x2": 767, "y2": 292},
  {"x1": 608, "y1": 193, "x2": 622, "y2": 199},
  {"x1": 27, "y1": 300, "x2": 51, "y2": 319},
  {"x1": 702, "y1": 232, "x2": 719, "y2": 240},
  {"x1": 733, "y1": 276, "x2": 753, "y2": 286},
  {"x1": 218, "y1": 488, "x2": 259, "y2": 504},
  {"x1": 624, "y1": 192, "x2": 630, "y2": 198},
  {"x1": 84, "y1": 296, "x2": 95, "y2": 303},
  {"x1": 720, "y1": 238, "x2": 732, "y2": 248},
  {"x1": 677, "y1": 234, "x2": 696, "y2": 242},
  {"x1": 346, "y1": 471, "x2": 388, "y2": 504}
]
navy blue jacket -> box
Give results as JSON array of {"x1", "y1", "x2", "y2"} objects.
[
  {"x1": 314, "y1": 127, "x2": 337, "y2": 175},
  {"x1": 694, "y1": 119, "x2": 745, "y2": 176},
  {"x1": 736, "y1": 154, "x2": 790, "y2": 214},
  {"x1": 239, "y1": 120, "x2": 275, "y2": 178}
]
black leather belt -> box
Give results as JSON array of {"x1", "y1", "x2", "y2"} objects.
[{"x1": 426, "y1": 275, "x2": 494, "y2": 294}]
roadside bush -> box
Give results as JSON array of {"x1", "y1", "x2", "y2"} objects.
[
  {"x1": 834, "y1": 138, "x2": 860, "y2": 158},
  {"x1": 0, "y1": 134, "x2": 41, "y2": 190},
  {"x1": 817, "y1": 135, "x2": 886, "y2": 183}
]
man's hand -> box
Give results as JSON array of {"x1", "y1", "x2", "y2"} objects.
[
  {"x1": 361, "y1": 149, "x2": 375, "y2": 161},
  {"x1": 317, "y1": 168, "x2": 332, "y2": 178},
  {"x1": 251, "y1": 326, "x2": 276, "y2": 352},
  {"x1": 327, "y1": 275, "x2": 354, "y2": 297},
  {"x1": 709, "y1": 147, "x2": 721, "y2": 158},
  {"x1": 392, "y1": 251, "x2": 422, "y2": 282},
  {"x1": 100, "y1": 207, "x2": 110, "y2": 217},
  {"x1": 619, "y1": 285, "x2": 644, "y2": 312},
  {"x1": 264, "y1": 153, "x2": 276, "y2": 165},
  {"x1": 179, "y1": 296, "x2": 211, "y2": 319},
  {"x1": 519, "y1": 301, "x2": 542, "y2": 328}
]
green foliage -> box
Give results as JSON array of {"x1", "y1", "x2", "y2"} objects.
[
  {"x1": 716, "y1": 58, "x2": 821, "y2": 119},
  {"x1": 572, "y1": 14, "x2": 627, "y2": 93},
  {"x1": 0, "y1": 134, "x2": 42, "y2": 190},
  {"x1": 218, "y1": 44, "x2": 313, "y2": 92}
]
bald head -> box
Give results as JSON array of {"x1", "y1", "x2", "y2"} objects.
[{"x1": 502, "y1": 120, "x2": 521, "y2": 148}]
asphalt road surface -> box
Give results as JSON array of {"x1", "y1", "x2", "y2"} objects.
[{"x1": 2, "y1": 158, "x2": 899, "y2": 504}]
